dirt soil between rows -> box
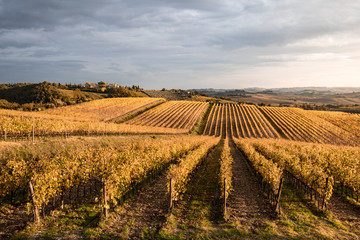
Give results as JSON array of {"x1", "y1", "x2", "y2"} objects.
[
  {"x1": 104, "y1": 172, "x2": 170, "y2": 239},
  {"x1": 226, "y1": 139, "x2": 275, "y2": 224},
  {"x1": 225, "y1": 108, "x2": 275, "y2": 227},
  {"x1": 327, "y1": 193, "x2": 360, "y2": 234},
  {"x1": 0, "y1": 205, "x2": 30, "y2": 240}
]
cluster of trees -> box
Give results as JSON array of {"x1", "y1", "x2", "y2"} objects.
[
  {"x1": 108, "y1": 86, "x2": 140, "y2": 97},
  {"x1": 82, "y1": 81, "x2": 142, "y2": 94},
  {"x1": 0, "y1": 81, "x2": 147, "y2": 111},
  {"x1": 0, "y1": 82, "x2": 100, "y2": 111},
  {"x1": 292, "y1": 103, "x2": 328, "y2": 111}
]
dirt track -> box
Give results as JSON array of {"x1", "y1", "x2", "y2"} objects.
[
  {"x1": 105, "y1": 173, "x2": 169, "y2": 239},
  {"x1": 225, "y1": 107, "x2": 274, "y2": 224},
  {"x1": 328, "y1": 193, "x2": 360, "y2": 233},
  {"x1": 226, "y1": 139, "x2": 274, "y2": 223},
  {"x1": 0, "y1": 206, "x2": 30, "y2": 240}
]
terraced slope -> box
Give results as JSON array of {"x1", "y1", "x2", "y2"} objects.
[
  {"x1": 127, "y1": 101, "x2": 209, "y2": 130},
  {"x1": 42, "y1": 97, "x2": 165, "y2": 122},
  {"x1": 203, "y1": 104, "x2": 280, "y2": 139},
  {"x1": 259, "y1": 107, "x2": 355, "y2": 145},
  {"x1": 0, "y1": 98, "x2": 165, "y2": 122},
  {"x1": 305, "y1": 109, "x2": 360, "y2": 143}
]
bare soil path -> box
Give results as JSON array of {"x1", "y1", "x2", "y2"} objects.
[
  {"x1": 227, "y1": 140, "x2": 274, "y2": 223},
  {"x1": 328, "y1": 193, "x2": 360, "y2": 235},
  {"x1": 104, "y1": 172, "x2": 170, "y2": 239},
  {"x1": 0, "y1": 205, "x2": 30, "y2": 240},
  {"x1": 225, "y1": 107, "x2": 274, "y2": 225},
  {"x1": 158, "y1": 141, "x2": 223, "y2": 239},
  {"x1": 173, "y1": 142, "x2": 222, "y2": 225}
]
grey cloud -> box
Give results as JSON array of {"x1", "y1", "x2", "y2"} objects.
[
  {"x1": 0, "y1": 0, "x2": 220, "y2": 30},
  {"x1": 0, "y1": 29, "x2": 48, "y2": 48},
  {"x1": 0, "y1": 0, "x2": 105, "y2": 29},
  {"x1": 1, "y1": 0, "x2": 360, "y2": 88},
  {"x1": 0, "y1": 59, "x2": 84, "y2": 83}
]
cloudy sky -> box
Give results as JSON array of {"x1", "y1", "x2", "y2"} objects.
[{"x1": 1, "y1": 0, "x2": 360, "y2": 89}]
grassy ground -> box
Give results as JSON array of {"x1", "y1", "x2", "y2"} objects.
[
  {"x1": 158, "y1": 179, "x2": 357, "y2": 239},
  {"x1": 159, "y1": 141, "x2": 224, "y2": 238},
  {"x1": 272, "y1": 181, "x2": 356, "y2": 239},
  {"x1": 10, "y1": 181, "x2": 359, "y2": 239},
  {"x1": 13, "y1": 202, "x2": 101, "y2": 239},
  {"x1": 7, "y1": 137, "x2": 360, "y2": 239}
]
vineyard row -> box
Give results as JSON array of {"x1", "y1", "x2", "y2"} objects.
[
  {"x1": 203, "y1": 103, "x2": 279, "y2": 139},
  {"x1": 0, "y1": 136, "x2": 218, "y2": 223},
  {"x1": 235, "y1": 138, "x2": 360, "y2": 210},
  {"x1": 201, "y1": 103, "x2": 357, "y2": 146},
  {"x1": 127, "y1": 101, "x2": 209, "y2": 130},
  {"x1": 0, "y1": 115, "x2": 188, "y2": 142}
]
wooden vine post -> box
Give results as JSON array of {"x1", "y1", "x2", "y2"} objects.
[
  {"x1": 28, "y1": 180, "x2": 40, "y2": 224},
  {"x1": 88, "y1": 123, "x2": 90, "y2": 136},
  {"x1": 60, "y1": 191, "x2": 64, "y2": 210},
  {"x1": 223, "y1": 178, "x2": 227, "y2": 217},
  {"x1": 32, "y1": 125, "x2": 35, "y2": 144},
  {"x1": 4, "y1": 130, "x2": 7, "y2": 141},
  {"x1": 322, "y1": 177, "x2": 329, "y2": 210},
  {"x1": 83, "y1": 182, "x2": 86, "y2": 197},
  {"x1": 103, "y1": 181, "x2": 108, "y2": 218},
  {"x1": 102, "y1": 157, "x2": 108, "y2": 219},
  {"x1": 169, "y1": 178, "x2": 174, "y2": 210},
  {"x1": 60, "y1": 170, "x2": 65, "y2": 210},
  {"x1": 275, "y1": 177, "x2": 284, "y2": 214}
]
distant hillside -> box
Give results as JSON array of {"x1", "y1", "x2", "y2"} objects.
[
  {"x1": 0, "y1": 82, "x2": 102, "y2": 111},
  {"x1": 191, "y1": 87, "x2": 360, "y2": 110},
  {"x1": 0, "y1": 81, "x2": 155, "y2": 111},
  {"x1": 143, "y1": 89, "x2": 194, "y2": 100},
  {"x1": 267, "y1": 87, "x2": 360, "y2": 94},
  {"x1": 191, "y1": 87, "x2": 360, "y2": 94}
]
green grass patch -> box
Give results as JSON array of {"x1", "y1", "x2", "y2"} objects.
[
  {"x1": 191, "y1": 103, "x2": 213, "y2": 135},
  {"x1": 13, "y1": 203, "x2": 101, "y2": 239}
]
